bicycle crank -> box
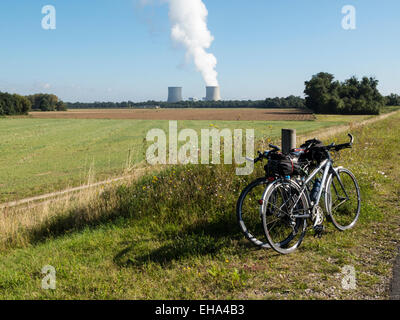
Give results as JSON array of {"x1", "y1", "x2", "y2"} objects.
[{"x1": 312, "y1": 206, "x2": 324, "y2": 227}]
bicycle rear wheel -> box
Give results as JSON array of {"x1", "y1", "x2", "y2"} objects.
[
  {"x1": 326, "y1": 168, "x2": 361, "y2": 231},
  {"x1": 261, "y1": 180, "x2": 308, "y2": 254},
  {"x1": 236, "y1": 178, "x2": 271, "y2": 248}
]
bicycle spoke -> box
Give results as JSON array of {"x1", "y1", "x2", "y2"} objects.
[
  {"x1": 265, "y1": 217, "x2": 280, "y2": 227},
  {"x1": 262, "y1": 181, "x2": 307, "y2": 254}
]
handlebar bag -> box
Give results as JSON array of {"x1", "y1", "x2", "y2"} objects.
[
  {"x1": 300, "y1": 139, "x2": 323, "y2": 149},
  {"x1": 300, "y1": 139, "x2": 327, "y2": 163},
  {"x1": 265, "y1": 153, "x2": 302, "y2": 177},
  {"x1": 310, "y1": 146, "x2": 328, "y2": 162}
]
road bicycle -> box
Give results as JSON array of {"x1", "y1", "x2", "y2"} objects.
[
  {"x1": 260, "y1": 134, "x2": 361, "y2": 254},
  {"x1": 236, "y1": 143, "x2": 311, "y2": 248}
]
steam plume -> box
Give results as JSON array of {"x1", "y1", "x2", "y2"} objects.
[{"x1": 168, "y1": 0, "x2": 219, "y2": 86}]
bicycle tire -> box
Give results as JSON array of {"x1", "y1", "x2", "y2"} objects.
[
  {"x1": 236, "y1": 178, "x2": 271, "y2": 248},
  {"x1": 325, "y1": 167, "x2": 361, "y2": 231},
  {"x1": 261, "y1": 179, "x2": 308, "y2": 254}
]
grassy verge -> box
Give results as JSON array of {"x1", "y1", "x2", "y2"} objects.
[
  {"x1": 0, "y1": 113, "x2": 399, "y2": 299},
  {"x1": 0, "y1": 115, "x2": 370, "y2": 203},
  {"x1": 381, "y1": 106, "x2": 400, "y2": 114}
]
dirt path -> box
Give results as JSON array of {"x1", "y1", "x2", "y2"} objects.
[
  {"x1": 2, "y1": 110, "x2": 399, "y2": 210},
  {"x1": 391, "y1": 249, "x2": 400, "y2": 300},
  {"x1": 0, "y1": 167, "x2": 159, "y2": 210},
  {"x1": 0, "y1": 176, "x2": 130, "y2": 210},
  {"x1": 299, "y1": 110, "x2": 400, "y2": 144}
]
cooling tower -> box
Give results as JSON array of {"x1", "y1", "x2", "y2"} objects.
[
  {"x1": 168, "y1": 87, "x2": 183, "y2": 103},
  {"x1": 205, "y1": 86, "x2": 221, "y2": 101}
]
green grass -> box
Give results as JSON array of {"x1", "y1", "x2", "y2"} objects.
[
  {"x1": 381, "y1": 106, "x2": 400, "y2": 114},
  {"x1": 0, "y1": 115, "x2": 369, "y2": 202},
  {"x1": 0, "y1": 112, "x2": 399, "y2": 299}
]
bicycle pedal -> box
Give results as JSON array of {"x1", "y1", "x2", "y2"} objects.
[{"x1": 313, "y1": 225, "x2": 325, "y2": 238}]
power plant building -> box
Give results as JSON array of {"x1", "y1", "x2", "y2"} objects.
[
  {"x1": 205, "y1": 86, "x2": 221, "y2": 101},
  {"x1": 168, "y1": 87, "x2": 183, "y2": 103},
  {"x1": 167, "y1": 86, "x2": 221, "y2": 103}
]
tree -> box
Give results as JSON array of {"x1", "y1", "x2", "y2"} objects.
[
  {"x1": 40, "y1": 98, "x2": 51, "y2": 111},
  {"x1": 304, "y1": 72, "x2": 343, "y2": 114},
  {"x1": 304, "y1": 73, "x2": 384, "y2": 115},
  {"x1": 27, "y1": 93, "x2": 66, "y2": 111},
  {"x1": 339, "y1": 76, "x2": 383, "y2": 114},
  {"x1": 56, "y1": 101, "x2": 67, "y2": 111},
  {"x1": 386, "y1": 94, "x2": 400, "y2": 106},
  {"x1": 0, "y1": 92, "x2": 32, "y2": 115}
]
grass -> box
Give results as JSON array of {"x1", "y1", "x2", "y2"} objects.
[
  {"x1": 0, "y1": 112, "x2": 399, "y2": 299},
  {"x1": 0, "y1": 114, "x2": 370, "y2": 203},
  {"x1": 381, "y1": 106, "x2": 400, "y2": 114}
]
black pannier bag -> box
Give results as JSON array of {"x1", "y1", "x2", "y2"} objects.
[{"x1": 265, "y1": 152, "x2": 302, "y2": 177}]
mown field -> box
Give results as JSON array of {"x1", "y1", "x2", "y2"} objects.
[
  {"x1": 0, "y1": 111, "x2": 372, "y2": 202},
  {"x1": 0, "y1": 111, "x2": 398, "y2": 299}
]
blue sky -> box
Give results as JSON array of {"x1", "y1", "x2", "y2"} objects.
[{"x1": 0, "y1": 0, "x2": 399, "y2": 102}]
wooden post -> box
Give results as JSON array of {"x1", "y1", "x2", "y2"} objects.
[{"x1": 282, "y1": 129, "x2": 296, "y2": 154}]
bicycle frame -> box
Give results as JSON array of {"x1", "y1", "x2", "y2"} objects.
[
  {"x1": 260, "y1": 158, "x2": 350, "y2": 222},
  {"x1": 301, "y1": 159, "x2": 330, "y2": 209}
]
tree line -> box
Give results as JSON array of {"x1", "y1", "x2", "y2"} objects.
[
  {"x1": 304, "y1": 72, "x2": 388, "y2": 115},
  {"x1": 67, "y1": 83, "x2": 398, "y2": 114},
  {"x1": 0, "y1": 92, "x2": 66, "y2": 115},
  {"x1": 1, "y1": 78, "x2": 398, "y2": 116},
  {"x1": 66, "y1": 95, "x2": 306, "y2": 110}
]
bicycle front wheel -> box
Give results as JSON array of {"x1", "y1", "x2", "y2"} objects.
[
  {"x1": 261, "y1": 179, "x2": 308, "y2": 254},
  {"x1": 325, "y1": 168, "x2": 361, "y2": 231},
  {"x1": 236, "y1": 178, "x2": 271, "y2": 249}
]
